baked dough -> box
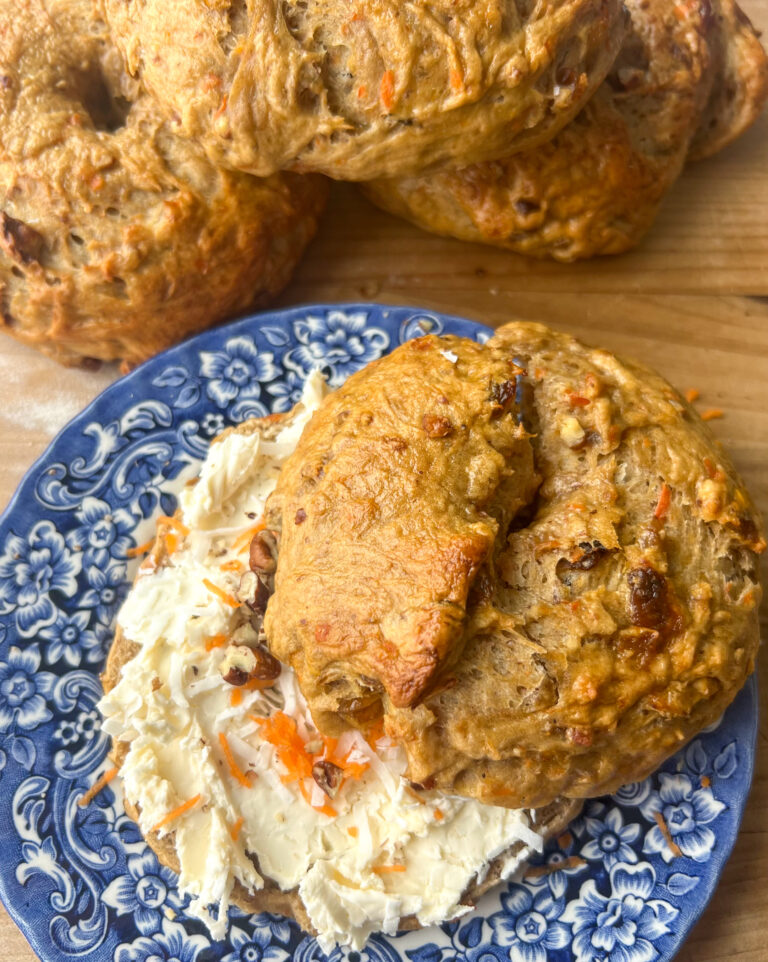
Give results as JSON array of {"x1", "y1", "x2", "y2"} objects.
[
  {"x1": 104, "y1": 0, "x2": 628, "y2": 180},
  {"x1": 361, "y1": 0, "x2": 723, "y2": 260},
  {"x1": 0, "y1": 0, "x2": 327, "y2": 368},
  {"x1": 102, "y1": 410, "x2": 582, "y2": 939},
  {"x1": 689, "y1": 0, "x2": 768, "y2": 159},
  {"x1": 264, "y1": 334, "x2": 538, "y2": 725},
  {"x1": 265, "y1": 323, "x2": 764, "y2": 810}
]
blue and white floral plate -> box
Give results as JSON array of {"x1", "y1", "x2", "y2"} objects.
[{"x1": 0, "y1": 304, "x2": 757, "y2": 962}]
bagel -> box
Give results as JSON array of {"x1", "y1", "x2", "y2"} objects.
[
  {"x1": 361, "y1": 0, "x2": 721, "y2": 260},
  {"x1": 103, "y1": 0, "x2": 628, "y2": 181},
  {"x1": 0, "y1": 0, "x2": 327, "y2": 368},
  {"x1": 264, "y1": 323, "x2": 764, "y2": 810},
  {"x1": 689, "y1": 0, "x2": 768, "y2": 159},
  {"x1": 100, "y1": 382, "x2": 582, "y2": 949}
]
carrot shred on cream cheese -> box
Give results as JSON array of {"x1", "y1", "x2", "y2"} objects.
[{"x1": 98, "y1": 370, "x2": 543, "y2": 950}]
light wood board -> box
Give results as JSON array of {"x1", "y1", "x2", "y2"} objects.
[{"x1": 0, "y1": 0, "x2": 767, "y2": 956}]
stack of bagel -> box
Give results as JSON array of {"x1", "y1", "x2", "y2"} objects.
[{"x1": 1, "y1": 0, "x2": 767, "y2": 368}]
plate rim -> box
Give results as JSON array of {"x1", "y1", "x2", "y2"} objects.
[{"x1": 0, "y1": 301, "x2": 759, "y2": 962}]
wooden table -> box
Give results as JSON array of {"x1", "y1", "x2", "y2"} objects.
[{"x1": 1, "y1": 3, "x2": 767, "y2": 955}]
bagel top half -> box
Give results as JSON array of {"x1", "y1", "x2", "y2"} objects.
[
  {"x1": 100, "y1": 373, "x2": 581, "y2": 950},
  {"x1": 104, "y1": 0, "x2": 628, "y2": 180},
  {"x1": 265, "y1": 322, "x2": 765, "y2": 810}
]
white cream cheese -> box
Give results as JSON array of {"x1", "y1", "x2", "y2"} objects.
[{"x1": 98, "y1": 371, "x2": 542, "y2": 951}]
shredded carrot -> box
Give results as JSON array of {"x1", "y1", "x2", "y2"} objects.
[
  {"x1": 684, "y1": 388, "x2": 700, "y2": 403},
  {"x1": 218, "y1": 732, "x2": 253, "y2": 789},
  {"x1": 126, "y1": 539, "x2": 154, "y2": 558},
  {"x1": 449, "y1": 67, "x2": 463, "y2": 91},
  {"x1": 205, "y1": 633, "x2": 228, "y2": 651},
  {"x1": 653, "y1": 811, "x2": 683, "y2": 857},
  {"x1": 373, "y1": 865, "x2": 406, "y2": 875},
  {"x1": 231, "y1": 688, "x2": 243, "y2": 708},
  {"x1": 151, "y1": 794, "x2": 202, "y2": 832},
  {"x1": 243, "y1": 677, "x2": 277, "y2": 691},
  {"x1": 157, "y1": 515, "x2": 190, "y2": 536},
  {"x1": 558, "y1": 832, "x2": 573, "y2": 850},
  {"x1": 703, "y1": 457, "x2": 717, "y2": 478},
  {"x1": 568, "y1": 393, "x2": 590, "y2": 407},
  {"x1": 701, "y1": 408, "x2": 724, "y2": 421},
  {"x1": 654, "y1": 482, "x2": 671, "y2": 520},
  {"x1": 380, "y1": 70, "x2": 395, "y2": 110},
  {"x1": 220, "y1": 559, "x2": 245, "y2": 573},
  {"x1": 365, "y1": 718, "x2": 385, "y2": 748},
  {"x1": 165, "y1": 532, "x2": 179, "y2": 555},
  {"x1": 357, "y1": 84, "x2": 367, "y2": 98},
  {"x1": 230, "y1": 816, "x2": 245, "y2": 842},
  {"x1": 253, "y1": 711, "x2": 367, "y2": 810},
  {"x1": 202, "y1": 578, "x2": 240, "y2": 608},
  {"x1": 78, "y1": 766, "x2": 119, "y2": 807},
  {"x1": 232, "y1": 520, "x2": 266, "y2": 552},
  {"x1": 433, "y1": 808, "x2": 444, "y2": 821},
  {"x1": 701, "y1": 775, "x2": 711, "y2": 788},
  {"x1": 533, "y1": 539, "x2": 561, "y2": 556},
  {"x1": 253, "y1": 712, "x2": 314, "y2": 781},
  {"x1": 347, "y1": 826, "x2": 359, "y2": 837}
]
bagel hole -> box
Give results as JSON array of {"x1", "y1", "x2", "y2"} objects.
[{"x1": 70, "y1": 64, "x2": 131, "y2": 132}]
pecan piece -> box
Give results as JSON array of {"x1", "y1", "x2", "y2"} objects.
[
  {"x1": 250, "y1": 646, "x2": 281, "y2": 681},
  {"x1": 312, "y1": 760, "x2": 343, "y2": 799},
  {"x1": 249, "y1": 530, "x2": 277, "y2": 574},
  {"x1": 237, "y1": 570, "x2": 271, "y2": 613},
  {"x1": 220, "y1": 645, "x2": 257, "y2": 686}
]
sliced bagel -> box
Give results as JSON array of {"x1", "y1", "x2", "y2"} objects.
[{"x1": 101, "y1": 382, "x2": 581, "y2": 950}]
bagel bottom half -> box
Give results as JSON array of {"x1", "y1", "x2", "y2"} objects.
[{"x1": 100, "y1": 399, "x2": 582, "y2": 948}]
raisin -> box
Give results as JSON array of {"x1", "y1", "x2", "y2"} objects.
[
  {"x1": 489, "y1": 379, "x2": 516, "y2": 419},
  {"x1": 627, "y1": 564, "x2": 681, "y2": 638}
]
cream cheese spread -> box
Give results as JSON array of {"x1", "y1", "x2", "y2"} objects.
[{"x1": 98, "y1": 371, "x2": 542, "y2": 950}]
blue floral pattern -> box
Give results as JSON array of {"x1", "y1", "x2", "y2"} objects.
[
  {"x1": 0, "y1": 305, "x2": 757, "y2": 962},
  {"x1": 489, "y1": 888, "x2": 570, "y2": 962},
  {"x1": 0, "y1": 645, "x2": 56, "y2": 731},
  {"x1": 563, "y1": 864, "x2": 678, "y2": 962}
]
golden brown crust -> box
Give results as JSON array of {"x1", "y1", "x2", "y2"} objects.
[
  {"x1": 102, "y1": 409, "x2": 581, "y2": 939},
  {"x1": 689, "y1": 0, "x2": 768, "y2": 159},
  {"x1": 264, "y1": 335, "x2": 538, "y2": 722},
  {"x1": 362, "y1": 0, "x2": 717, "y2": 260},
  {"x1": 104, "y1": 0, "x2": 627, "y2": 181},
  {"x1": 0, "y1": 0, "x2": 327, "y2": 368},
  {"x1": 384, "y1": 323, "x2": 764, "y2": 808}
]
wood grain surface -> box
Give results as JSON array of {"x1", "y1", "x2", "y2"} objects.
[{"x1": 0, "y1": 1, "x2": 767, "y2": 956}]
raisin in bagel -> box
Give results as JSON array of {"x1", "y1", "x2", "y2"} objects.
[
  {"x1": 104, "y1": 0, "x2": 627, "y2": 181},
  {"x1": 0, "y1": 0, "x2": 326, "y2": 368},
  {"x1": 264, "y1": 323, "x2": 764, "y2": 810},
  {"x1": 361, "y1": 0, "x2": 723, "y2": 260},
  {"x1": 101, "y1": 403, "x2": 582, "y2": 945}
]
